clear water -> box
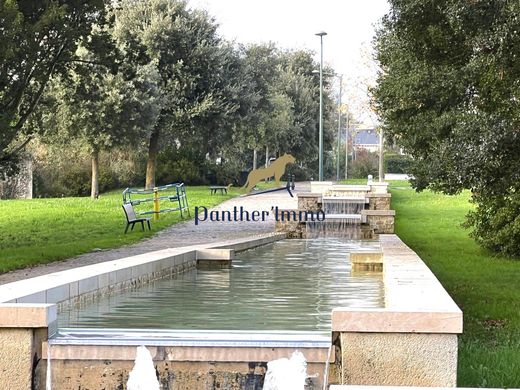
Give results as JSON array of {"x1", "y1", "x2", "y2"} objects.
[{"x1": 58, "y1": 238, "x2": 383, "y2": 332}]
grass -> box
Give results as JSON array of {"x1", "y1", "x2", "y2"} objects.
[
  {"x1": 0, "y1": 186, "x2": 239, "y2": 273},
  {"x1": 2, "y1": 178, "x2": 519, "y2": 385},
  {"x1": 389, "y1": 181, "x2": 520, "y2": 387}
]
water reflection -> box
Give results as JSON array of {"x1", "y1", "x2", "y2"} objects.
[{"x1": 59, "y1": 238, "x2": 384, "y2": 332}]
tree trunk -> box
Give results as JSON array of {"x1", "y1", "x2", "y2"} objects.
[
  {"x1": 146, "y1": 129, "x2": 160, "y2": 189},
  {"x1": 253, "y1": 149, "x2": 257, "y2": 170},
  {"x1": 265, "y1": 146, "x2": 269, "y2": 168},
  {"x1": 91, "y1": 149, "x2": 99, "y2": 199}
]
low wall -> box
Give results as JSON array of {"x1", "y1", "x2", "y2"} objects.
[
  {"x1": 298, "y1": 192, "x2": 322, "y2": 211},
  {"x1": 0, "y1": 233, "x2": 286, "y2": 390},
  {"x1": 366, "y1": 193, "x2": 391, "y2": 211},
  {"x1": 0, "y1": 304, "x2": 56, "y2": 390},
  {"x1": 361, "y1": 210, "x2": 395, "y2": 234},
  {"x1": 332, "y1": 235, "x2": 463, "y2": 387},
  {"x1": 330, "y1": 386, "x2": 519, "y2": 390},
  {"x1": 37, "y1": 330, "x2": 332, "y2": 389}
]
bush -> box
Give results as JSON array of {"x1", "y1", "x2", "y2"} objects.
[
  {"x1": 350, "y1": 150, "x2": 378, "y2": 179},
  {"x1": 285, "y1": 163, "x2": 312, "y2": 181},
  {"x1": 98, "y1": 169, "x2": 119, "y2": 193},
  {"x1": 30, "y1": 139, "x2": 148, "y2": 197},
  {"x1": 465, "y1": 191, "x2": 520, "y2": 257},
  {"x1": 62, "y1": 166, "x2": 91, "y2": 196},
  {"x1": 385, "y1": 153, "x2": 413, "y2": 173},
  {"x1": 156, "y1": 158, "x2": 205, "y2": 185}
]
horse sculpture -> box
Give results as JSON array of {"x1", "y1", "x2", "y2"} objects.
[{"x1": 242, "y1": 153, "x2": 296, "y2": 193}]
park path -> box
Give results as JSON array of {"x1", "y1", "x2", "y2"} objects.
[{"x1": 0, "y1": 183, "x2": 308, "y2": 285}]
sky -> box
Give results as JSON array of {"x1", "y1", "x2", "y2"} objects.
[{"x1": 187, "y1": 0, "x2": 390, "y2": 126}]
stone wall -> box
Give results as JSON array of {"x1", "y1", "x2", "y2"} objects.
[
  {"x1": 332, "y1": 234, "x2": 463, "y2": 387},
  {"x1": 36, "y1": 347, "x2": 328, "y2": 389},
  {"x1": 297, "y1": 193, "x2": 322, "y2": 211},
  {"x1": 275, "y1": 217, "x2": 304, "y2": 238},
  {"x1": 361, "y1": 210, "x2": 395, "y2": 234},
  {"x1": 338, "y1": 333, "x2": 458, "y2": 386},
  {"x1": 0, "y1": 159, "x2": 33, "y2": 199},
  {"x1": 0, "y1": 305, "x2": 55, "y2": 390},
  {"x1": 366, "y1": 194, "x2": 391, "y2": 211}
]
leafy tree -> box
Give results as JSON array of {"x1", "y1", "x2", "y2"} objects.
[
  {"x1": 374, "y1": 0, "x2": 520, "y2": 256},
  {"x1": 229, "y1": 45, "x2": 335, "y2": 176},
  {"x1": 0, "y1": 0, "x2": 109, "y2": 176},
  {"x1": 230, "y1": 43, "x2": 281, "y2": 168},
  {"x1": 34, "y1": 43, "x2": 161, "y2": 198},
  {"x1": 113, "y1": 0, "x2": 234, "y2": 188}
]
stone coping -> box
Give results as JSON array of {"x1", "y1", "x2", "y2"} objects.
[
  {"x1": 332, "y1": 308, "x2": 461, "y2": 333},
  {"x1": 297, "y1": 192, "x2": 322, "y2": 198},
  {"x1": 365, "y1": 193, "x2": 391, "y2": 198},
  {"x1": 322, "y1": 196, "x2": 366, "y2": 201},
  {"x1": 350, "y1": 252, "x2": 383, "y2": 264},
  {"x1": 0, "y1": 233, "x2": 284, "y2": 328},
  {"x1": 361, "y1": 210, "x2": 396, "y2": 216},
  {"x1": 332, "y1": 234, "x2": 462, "y2": 334},
  {"x1": 331, "y1": 185, "x2": 371, "y2": 191},
  {"x1": 44, "y1": 329, "x2": 333, "y2": 363},
  {"x1": 330, "y1": 387, "x2": 519, "y2": 390},
  {"x1": 44, "y1": 344, "x2": 332, "y2": 363},
  {"x1": 0, "y1": 303, "x2": 56, "y2": 328}
]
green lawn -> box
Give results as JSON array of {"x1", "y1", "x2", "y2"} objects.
[
  {"x1": 2, "y1": 179, "x2": 519, "y2": 385},
  {"x1": 389, "y1": 181, "x2": 520, "y2": 387},
  {"x1": 0, "y1": 186, "x2": 238, "y2": 273}
]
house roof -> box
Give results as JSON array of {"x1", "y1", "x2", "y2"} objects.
[{"x1": 354, "y1": 129, "x2": 379, "y2": 145}]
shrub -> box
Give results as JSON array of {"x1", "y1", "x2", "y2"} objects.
[
  {"x1": 385, "y1": 153, "x2": 413, "y2": 173},
  {"x1": 350, "y1": 150, "x2": 378, "y2": 179},
  {"x1": 156, "y1": 158, "x2": 205, "y2": 185},
  {"x1": 98, "y1": 169, "x2": 119, "y2": 193},
  {"x1": 62, "y1": 166, "x2": 91, "y2": 196},
  {"x1": 465, "y1": 191, "x2": 520, "y2": 257}
]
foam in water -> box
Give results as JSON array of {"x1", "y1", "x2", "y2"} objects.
[
  {"x1": 127, "y1": 346, "x2": 160, "y2": 390},
  {"x1": 263, "y1": 350, "x2": 307, "y2": 390}
]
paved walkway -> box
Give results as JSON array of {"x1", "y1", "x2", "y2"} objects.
[{"x1": 0, "y1": 184, "x2": 307, "y2": 285}]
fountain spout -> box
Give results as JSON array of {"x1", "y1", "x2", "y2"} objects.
[
  {"x1": 263, "y1": 350, "x2": 307, "y2": 390},
  {"x1": 127, "y1": 345, "x2": 160, "y2": 390}
]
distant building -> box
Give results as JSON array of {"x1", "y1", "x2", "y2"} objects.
[{"x1": 353, "y1": 128, "x2": 379, "y2": 153}]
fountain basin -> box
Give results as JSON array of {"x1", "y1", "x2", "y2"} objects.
[{"x1": 0, "y1": 233, "x2": 463, "y2": 389}]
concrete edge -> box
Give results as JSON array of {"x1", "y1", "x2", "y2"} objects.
[
  {"x1": 43, "y1": 344, "x2": 333, "y2": 363},
  {"x1": 332, "y1": 234, "x2": 463, "y2": 334},
  {"x1": 0, "y1": 233, "x2": 285, "y2": 308},
  {"x1": 361, "y1": 210, "x2": 396, "y2": 216},
  {"x1": 330, "y1": 387, "x2": 519, "y2": 390},
  {"x1": 0, "y1": 303, "x2": 57, "y2": 328}
]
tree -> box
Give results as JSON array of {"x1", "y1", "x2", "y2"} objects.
[
  {"x1": 0, "y1": 0, "x2": 108, "y2": 176},
  {"x1": 229, "y1": 46, "x2": 335, "y2": 175},
  {"x1": 373, "y1": 0, "x2": 520, "y2": 256},
  {"x1": 230, "y1": 43, "x2": 281, "y2": 168},
  {"x1": 113, "y1": 0, "x2": 231, "y2": 188},
  {"x1": 35, "y1": 47, "x2": 161, "y2": 198}
]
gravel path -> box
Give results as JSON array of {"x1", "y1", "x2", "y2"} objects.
[{"x1": 0, "y1": 183, "x2": 308, "y2": 285}]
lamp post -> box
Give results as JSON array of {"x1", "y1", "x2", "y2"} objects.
[
  {"x1": 316, "y1": 31, "x2": 327, "y2": 181},
  {"x1": 345, "y1": 107, "x2": 349, "y2": 180},
  {"x1": 336, "y1": 74, "x2": 342, "y2": 181}
]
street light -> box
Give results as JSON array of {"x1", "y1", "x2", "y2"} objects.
[
  {"x1": 336, "y1": 74, "x2": 342, "y2": 181},
  {"x1": 345, "y1": 106, "x2": 349, "y2": 180},
  {"x1": 315, "y1": 31, "x2": 327, "y2": 181}
]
